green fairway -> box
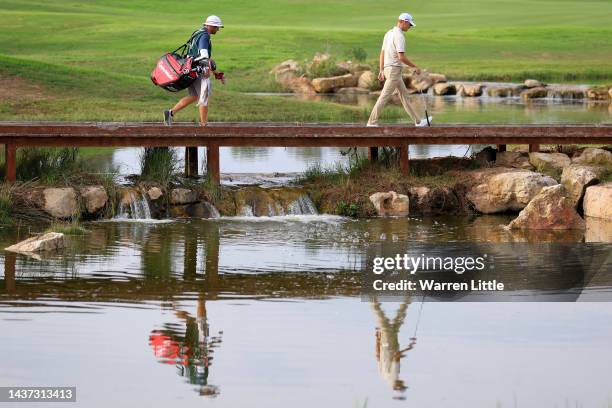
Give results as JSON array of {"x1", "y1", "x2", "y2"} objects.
[{"x1": 0, "y1": 0, "x2": 611, "y2": 122}]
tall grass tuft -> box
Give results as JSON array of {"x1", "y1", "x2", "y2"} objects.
[
  {"x1": 139, "y1": 147, "x2": 179, "y2": 186},
  {"x1": 16, "y1": 147, "x2": 80, "y2": 183},
  {"x1": 0, "y1": 183, "x2": 13, "y2": 224}
]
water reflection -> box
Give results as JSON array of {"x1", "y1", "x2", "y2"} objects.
[{"x1": 371, "y1": 297, "x2": 416, "y2": 399}]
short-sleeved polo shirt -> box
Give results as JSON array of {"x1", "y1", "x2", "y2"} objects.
[{"x1": 381, "y1": 26, "x2": 406, "y2": 68}]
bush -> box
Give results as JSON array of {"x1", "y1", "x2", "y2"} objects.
[
  {"x1": 139, "y1": 147, "x2": 179, "y2": 186},
  {"x1": 336, "y1": 201, "x2": 360, "y2": 217},
  {"x1": 307, "y1": 58, "x2": 344, "y2": 79},
  {"x1": 347, "y1": 47, "x2": 367, "y2": 62},
  {"x1": 17, "y1": 147, "x2": 80, "y2": 183}
]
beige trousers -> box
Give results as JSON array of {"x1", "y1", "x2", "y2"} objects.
[{"x1": 367, "y1": 66, "x2": 420, "y2": 126}]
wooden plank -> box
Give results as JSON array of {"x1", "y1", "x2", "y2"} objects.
[
  {"x1": 529, "y1": 144, "x2": 540, "y2": 153},
  {"x1": 185, "y1": 146, "x2": 198, "y2": 177},
  {"x1": 399, "y1": 143, "x2": 409, "y2": 175},
  {"x1": 206, "y1": 143, "x2": 220, "y2": 184},
  {"x1": 368, "y1": 147, "x2": 378, "y2": 162},
  {"x1": 4, "y1": 143, "x2": 16, "y2": 183}
]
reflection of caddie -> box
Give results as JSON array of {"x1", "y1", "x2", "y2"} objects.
[{"x1": 367, "y1": 13, "x2": 432, "y2": 128}]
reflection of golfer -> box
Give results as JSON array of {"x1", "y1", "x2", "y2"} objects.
[
  {"x1": 371, "y1": 298, "x2": 416, "y2": 397},
  {"x1": 367, "y1": 13, "x2": 432, "y2": 127}
]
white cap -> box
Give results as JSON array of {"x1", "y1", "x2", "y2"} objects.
[
  {"x1": 398, "y1": 13, "x2": 415, "y2": 27},
  {"x1": 205, "y1": 15, "x2": 224, "y2": 28}
]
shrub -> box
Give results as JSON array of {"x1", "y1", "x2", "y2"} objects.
[
  {"x1": 17, "y1": 147, "x2": 80, "y2": 183},
  {"x1": 347, "y1": 47, "x2": 367, "y2": 62},
  {"x1": 139, "y1": 147, "x2": 179, "y2": 186}
]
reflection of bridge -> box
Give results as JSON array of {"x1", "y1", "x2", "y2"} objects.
[{"x1": 2, "y1": 122, "x2": 611, "y2": 184}]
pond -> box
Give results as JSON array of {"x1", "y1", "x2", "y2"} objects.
[{"x1": 1, "y1": 216, "x2": 612, "y2": 407}]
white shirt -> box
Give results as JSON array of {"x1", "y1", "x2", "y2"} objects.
[{"x1": 381, "y1": 26, "x2": 406, "y2": 68}]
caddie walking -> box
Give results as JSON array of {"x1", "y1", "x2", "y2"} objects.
[{"x1": 367, "y1": 13, "x2": 432, "y2": 127}]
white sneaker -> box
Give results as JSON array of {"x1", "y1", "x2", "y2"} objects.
[
  {"x1": 366, "y1": 123, "x2": 379, "y2": 127},
  {"x1": 415, "y1": 116, "x2": 433, "y2": 127}
]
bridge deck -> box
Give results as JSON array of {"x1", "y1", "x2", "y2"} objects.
[{"x1": 1, "y1": 122, "x2": 611, "y2": 183}]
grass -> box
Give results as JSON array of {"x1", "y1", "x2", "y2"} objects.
[
  {"x1": 139, "y1": 147, "x2": 180, "y2": 186},
  {"x1": 0, "y1": 0, "x2": 611, "y2": 122}
]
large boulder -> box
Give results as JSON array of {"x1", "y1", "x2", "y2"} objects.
[
  {"x1": 572, "y1": 147, "x2": 612, "y2": 166},
  {"x1": 585, "y1": 217, "x2": 612, "y2": 243},
  {"x1": 487, "y1": 86, "x2": 522, "y2": 97},
  {"x1": 369, "y1": 191, "x2": 409, "y2": 217},
  {"x1": 586, "y1": 87, "x2": 610, "y2": 100},
  {"x1": 496, "y1": 151, "x2": 534, "y2": 170},
  {"x1": 5, "y1": 232, "x2": 65, "y2": 253},
  {"x1": 80, "y1": 185, "x2": 108, "y2": 214},
  {"x1": 529, "y1": 152, "x2": 571, "y2": 175},
  {"x1": 583, "y1": 183, "x2": 612, "y2": 220},
  {"x1": 312, "y1": 73, "x2": 356, "y2": 93},
  {"x1": 507, "y1": 185, "x2": 585, "y2": 230},
  {"x1": 409, "y1": 186, "x2": 460, "y2": 214},
  {"x1": 270, "y1": 59, "x2": 300, "y2": 75},
  {"x1": 411, "y1": 76, "x2": 433, "y2": 92},
  {"x1": 457, "y1": 84, "x2": 483, "y2": 97},
  {"x1": 43, "y1": 188, "x2": 78, "y2": 219},
  {"x1": 170, "y1": 188, "x2": 198, "y2": 205},
  {"x1": 560, "y1": 164, "x2": 603, "y2": 207},
  {"x1": 358, "y1": 70, "x2": 380, "y2": 90},
  {"x1": 521, "y1": 87, "x2": 548, "y2": 100},
  {"x1": 147, "y1": 186, "x2": 163, "y2": 201},
  {"x1": 524, "y1": 79, "x2": 546, "y2": 88},
  {"x1": 428, "y1": 73, "x2": 447, "y2": 84},
  {"x1": 467, "y1": 170, "x2": 558, "y2": 213},
  {"x1": 287, "y1": 76, "x2": 316, "y2": 94},
  {"x1": 433, "y1": 82, "x2": 456, "y2": 95}
]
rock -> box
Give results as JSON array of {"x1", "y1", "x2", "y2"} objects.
[
  {"x1": 585, "y1": 217, "x2": 612, "y2": 242},
  {"x1": 5, "y1": 232, "x2": 65, "y2": 253},
  {"x1": 43, "y1": 188, "x2": 78, "y2": 219},
  {"x1": 409, "y1": 186, "x2": 460, "y2": 214},
  {"x1": 521, "y1": 87, "x2": 548, "y2": 100},
  {"x1": 334, "y1": 61, "x2": 352, "y2": 75},
  {"x1": 550, "y1": 88, "x2": 585, "y2": 100},
  {"x1": 496, "y1": 151, "x2": 534, "y2": 170},
  {"x1": 487, "y1": 86, "x2": 522, "y2": 97},
  {"x1": 507, "y1": 185, "x2": 585, "y2": 230},
  {"x1": 79, "y1": 185, "x2": 108, "y2": 214},
  {"x1": 358, "y1": 71, "x2": 381, "y2": 90},
  {"x1": 474, "y1": 146, "x2": 496, "y2": 165},
  {"x1": 312, "y1": 73, "x2": 356, "y2": 93},
  {"x1": 524, "y1": 79, "x2": 546, "y2": 88},
  {"x1": 609, "y1": 87, "x2": 612, "y2": 99},
  {"x1": 467, "y1": 170, "x2": 558, "y2": 213},
  {"x1": 586, "y1": 87, "x2": 610, "y2": 100},
  {"x1": 369, "y1": 191, "x2": 409, "y2": 217},
  {"x1": 572, "y1": 147, "x2": 612, "y2": 166},
  {"x1": 169, "y1": 202, "x2": 219, "y2": 218},
  {"x1": 350, "y1": 63, "x2": 372, "y2": 74},
  {"x1": 147, "y1": 187, "x2": 163, "y2": 200},
  {"x1": 274, "y1": 67, "x2": 300, "y2": 83},
  {"x1": 428, "y1": 73, "x2": 447, "y2": 84},
  {"x1": 287, "y1": 76, "x2": 316, "y2": 94},
  {"x1": 433, "y1": 82, "x2": 456, "y2": 95},
  {"x1": 583, "y1": 183, "x2": 612, "y2": 220},
  {"x1": 457, "y1": 84, "x2": 483, "y2": 97},
  {"x1": 336, "y1": 87, "x2": 370, "y2": 95},
  {"x1": 312, "y1": 53, "x2": 330, "y2": 65},
  {"x1": 411, "y1": 76, "x2": 433, "y2": 92},
  {"x1": 170, "y1": 188, "x2": 198, "y2": 205},
  {"x1": 270, "y1": 59, "x2": 300, "y2": 74},
  {"x1": 529, "y1": 152, "x2": 571, "y2": 175},
  {"x1": 560, "y1": 164, "x2": 603, "y2": 207}
]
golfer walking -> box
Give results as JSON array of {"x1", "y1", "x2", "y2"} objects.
[
  {"x1": 367, "y1": 13, "x2": 432, "y2": 127},
  {"x1": 164, "y1": 15, "x2": 226, "y2": 127}
]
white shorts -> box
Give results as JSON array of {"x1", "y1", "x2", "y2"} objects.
[{"x1": 187, "y1": 76, "x2": 212, "y2": 107}]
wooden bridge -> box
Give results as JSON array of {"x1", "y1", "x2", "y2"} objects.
[{"x1": 1, "y1": 122, "x2": 611, "y2": 184}]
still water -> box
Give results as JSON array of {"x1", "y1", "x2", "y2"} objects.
[
  {"x1": 1, "y1": 216, "x2": 612, "y2": 407},
  {"x1": 86, "y1": 94, "x2": 612, "y2": 177}
]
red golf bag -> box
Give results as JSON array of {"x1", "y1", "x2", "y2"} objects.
[{"x1": 151, "y1": 52, "x2": 197, "y2": 92}]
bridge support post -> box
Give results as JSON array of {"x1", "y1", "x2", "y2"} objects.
[
  {"x1": 529, "y1": 144, "x2": 540, "y2": 153},
  {"x1": 368, "y1": 147, "x2": 378, "y2": 162},
  {"x1": 4, "y1": 143, "x2": 16, "y2": 183},
  {"x1": 206, "y1": 143, "x2": 220, "y2": 185},
  {"x1": 185, "y1": 147, "x2": 199, "y2": 178},
  {"x1": 399, "y1": 143, "x2": 409, "y2": 176},
  {"x1": 497, "y1": 144, "x2": 507, "y2": 152}
]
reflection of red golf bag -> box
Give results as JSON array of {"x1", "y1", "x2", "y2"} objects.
[{"x1": 151, "y1": 53, "x2": 198, "y2": 92}]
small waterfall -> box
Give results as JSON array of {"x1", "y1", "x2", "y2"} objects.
[
  {"x1": 203, "y1": 201, "x2": 221, "y2": 218},
  {"x1": 287, "y1": 195, "x2": 318, "y2": 215},
  {"x1": 117, "y1": 190, "x2": 153, "y2": 219},
  {"x1": 238, "y1": 204, "x2": 254, "y2": 217}
]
